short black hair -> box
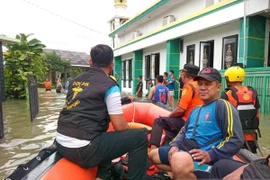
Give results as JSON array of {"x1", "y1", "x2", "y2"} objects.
[
  {"x1": 156, "y1": 75, "x2": 164, "y2": 83},
  {"x1": 164, "y1": 72, "x2": 168, "y2": 76},
  {"x1": 183, "y1": 72, "x2": 196, "y2": 78},
  {"x1": 138, "y1": 75, "x2": 142, "y2": 79},
  {"x1": 169, "y1": 70, "x2": 174, "y2": 74},
  {"x1": 90, "y1": 44, "x2": 114, "y2": 68}
]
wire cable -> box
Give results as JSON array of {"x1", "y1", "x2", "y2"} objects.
[{"x1": 21, "y1": 0, "x2": 108, "y2": 36}]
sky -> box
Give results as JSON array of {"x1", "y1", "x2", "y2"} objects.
[{"x1": 0, "y1": 0, "x2": 156, "y2": 53}]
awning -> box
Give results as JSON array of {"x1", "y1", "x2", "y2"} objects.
[{"x1": 0, "y1": 35, "x2": 19, "y2": 44}]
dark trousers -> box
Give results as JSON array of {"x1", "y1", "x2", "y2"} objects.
[
  {"x1": 56, "y1": 129, "x2": 148, "y2": 180},
  {"x1": 209, "y1": 159, "x2": 245, "y2": 179},
  {"x1": 150, "y1": 116, "x2": 185, "y2": 147}
]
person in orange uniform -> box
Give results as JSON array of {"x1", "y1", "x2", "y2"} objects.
[
  {"x1": 221, "y1": 65, "x2": 261, "y2": 154},
  {"x1": 149, "y1": 64, "x2": 203, "y2": 150},
  {"x1": 44, "y1": 79, "x2": 52, "y2": 91}
]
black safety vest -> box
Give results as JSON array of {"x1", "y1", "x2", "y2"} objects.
[{"x1": 57, "y1": 67, "x2": 117, "y2": 140}]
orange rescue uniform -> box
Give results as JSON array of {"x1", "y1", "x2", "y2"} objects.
[{"x1": 177, "y1": 79, "x2": 203, "y2": 121}]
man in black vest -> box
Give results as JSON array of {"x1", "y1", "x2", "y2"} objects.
[{"x1": 55, "y1": 44, "x2": 148, "y2": 180}]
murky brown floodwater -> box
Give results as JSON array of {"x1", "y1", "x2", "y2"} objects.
[{"x1": 0, "y1": 90, "x2": 269, "y2": 179}]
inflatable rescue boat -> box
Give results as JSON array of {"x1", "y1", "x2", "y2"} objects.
[{"x1": 5, "y1": 100, "x2": 258, "y2": 180}]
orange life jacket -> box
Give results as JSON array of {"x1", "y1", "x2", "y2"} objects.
[{"x1": 225, "y1": 86, "x2": 260, "y2": 141}]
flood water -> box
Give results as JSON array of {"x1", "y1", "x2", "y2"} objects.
[{"x1": 0, "y1": 90, "x2": 269, "y2": 179}]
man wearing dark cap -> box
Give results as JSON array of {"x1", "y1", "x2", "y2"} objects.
[
  {"x1": 148, "y1": 64, "x2": 203, "y2": 154},
  {"x1": 166, "y1": 67, "x2": 244, "y2": 179}
]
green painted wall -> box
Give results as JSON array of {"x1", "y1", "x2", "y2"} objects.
[
  {"x1": 132, "y1": 50, "x2": 143, "y2": 94},
  {"x1": 166, "y1": 38, "x2": 180, "y2": 98},
  {"x1": 114, "y1": 56, "x2": 122, "y2": 90},
  {"x1": 239, "y1": 15, "x2": 266, "y2": 67}
]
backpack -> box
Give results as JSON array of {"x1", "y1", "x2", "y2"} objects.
[{"x1": 242, "y1": 155, "x2": 270, "y2": 180}]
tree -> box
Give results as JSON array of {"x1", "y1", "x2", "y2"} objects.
[
  {"x1": 4, "y1": 33, "x2": 45, "y2": 98},
  {"x1": 42, "y1": 51, "x2": 71, "y2": 73}
]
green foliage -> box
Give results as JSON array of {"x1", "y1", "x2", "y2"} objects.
[
  {"x1": 67, "y1": 66, "x2": 88, "y2": 77},
  {"x1": 42, "y1": 51, "x2": 71, "y2": 73},
  {"x1": 4, "y1": 33, "x2": 46, "y2": 99}
]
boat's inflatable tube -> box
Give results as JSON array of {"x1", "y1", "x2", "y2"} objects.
[{"x1": 5, "y1": 100, "x2": 258, "y2": 180}]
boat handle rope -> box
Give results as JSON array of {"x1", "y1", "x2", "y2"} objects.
[{"x1": 131, "y1": 101, "x2": 136, "y2": 123}]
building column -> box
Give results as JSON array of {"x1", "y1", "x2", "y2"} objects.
[
  {"x1": 239, "y1": 16, "x2": 266, "y2": 67},
  {"x1": 166, "y1": 38, "x2": 180, "y2": 98},
  {"x1": 114, "y1": 56, "x2": 122, "y2": 90},
  {"x1": 132, "y1": 50, "x2": 143, "y2": 94}
]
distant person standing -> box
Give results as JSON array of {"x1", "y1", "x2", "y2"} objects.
[
  {"x1": 167, "y1": 70, "x2": 176, "y2": 107},
  {"x1": 44, "y1": 79, "x2": 52, "y2": 91},
  {"x1": 163, "y1": 72, "x2": 168, "y2": 85},
  {"x1": 136, "y1": 76, "x2": 143, "y2": 97},
  {"x1": 56, "y1": 74, "x2": 62, "y2": 93},
  {"x1": 148, "y1": 75, "x2": 169, "y2": 105},
  {"x1": 145, "y1": 78, "x2": 154, "y2": 98}
]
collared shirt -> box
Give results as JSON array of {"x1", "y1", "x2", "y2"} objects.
[{"x1": 177, "y1": 79, "x2": 203, "y2": 120}]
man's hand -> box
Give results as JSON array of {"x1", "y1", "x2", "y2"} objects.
[
  {"x1": 223, "y1": 165, "x2": 247, "y2": 180},
  {"x1": 189, "y1": 149, "x2": 211, "y2": 165},
  {"x1": 128, "y1": 96, "x2": 134, "y2": 101},
  {"x1": 136, "y1": 92, "x2": 138, "y2": 96},
  {"x1": 168, "y1": 146, "x2": 179, "y2": 163}
]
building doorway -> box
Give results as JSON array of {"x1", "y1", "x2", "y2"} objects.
[
  {"x1": 152, "y1": 53, "x2": 160, "y2": 79},
  {"x1": 145, "y1": 53, "x2": 160, "y2": 89},
  {"x1": 200, "y1": 40, "x2": 214, "y2": 69}
]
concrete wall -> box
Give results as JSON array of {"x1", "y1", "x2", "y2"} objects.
[
  {"x1": 181, "y1": 20, "x2": 240, "y2": 70},
  {"x1": 120, "y1": 0, "x2": 204, "y2": 45},
  {"x1": 114, "y1": 0, "x2": 270, "y2": 57}
]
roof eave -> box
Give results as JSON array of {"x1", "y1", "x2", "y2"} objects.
[{"x1": 0, "y1": 35, "x2": 20, "y2": 44}]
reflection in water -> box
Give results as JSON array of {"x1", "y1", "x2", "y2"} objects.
[
  {"x1": 0, "y1": 89, "x2": 66, "y2": 178},
  {"x1": 0, "y1": 92, "x2": 269, "y2": 179}
]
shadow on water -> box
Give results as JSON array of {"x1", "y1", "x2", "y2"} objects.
[
  {"x1": 0, "y1": 93, "x2": 269, "y2": 179},
  {"x1": 0, "y1": 89, "x2": 66, "y2": 179}
]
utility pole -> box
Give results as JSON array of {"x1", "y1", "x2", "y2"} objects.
[{"x1": 243, "y1": 0, "x2": 247, "y2": 67}]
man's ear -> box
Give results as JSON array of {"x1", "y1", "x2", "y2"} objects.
[
  {"x1": 110, "y1": 61, "x2": 114, "y2": 70},
  {"x1": 217, "y1": 82, "x2": 222, "y2": 91},
  {"x1": 89, "y1": 59, "x2": 93, "y2": 67}
]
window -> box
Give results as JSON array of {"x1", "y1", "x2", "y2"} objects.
[
  {"x1": 128, "y1": 59, "x2": 132, "y2": 88},
  {"x1": 145, "y1": 55, "x2": 151, "y2": 79},
  {"x1": 200, "y1": 40, "x2": 214, "y2": 69},
  {"x1": 122, "y1": 61, "x2": 126, "y2": 88},
  {"x1": 152, "y1": 53, "x2": 160, "y2": 79},
  {"x1": 145, "y1": 53, "x2": 160, "y2": 89},
  {"x1": 222, "y1": 35, "x2": 238, "y2": 69},
  {"x1": 187, "y1": 45, "x2": 195, "y2": 65},
  {"x1": 122, "y1": 59, "x2": 132, "y2": 88}
]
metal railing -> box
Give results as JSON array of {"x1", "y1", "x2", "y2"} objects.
[{"x1": 28, "y1": 74, "x2": 39, "y2": 121}]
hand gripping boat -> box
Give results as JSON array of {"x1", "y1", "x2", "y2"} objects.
[{"x1": 5, "y1": 100, "x2": 258, "y2": 180}]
